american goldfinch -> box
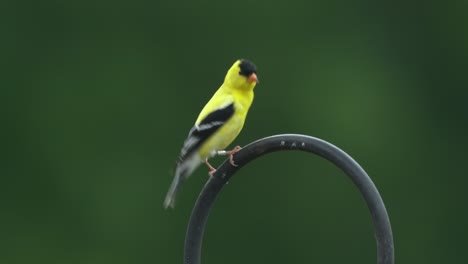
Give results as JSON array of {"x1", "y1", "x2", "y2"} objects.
[{"x1": 164, "y1": 59, "x2": 258, "y2": 209}]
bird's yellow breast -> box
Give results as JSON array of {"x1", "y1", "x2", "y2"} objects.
[{"x1": 197, "y1": 88, "x2": 254, "y2": 159}]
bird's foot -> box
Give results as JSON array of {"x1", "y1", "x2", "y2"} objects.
[
  {"x1": 226, "y1": 146, "x2": 242, "y2": 167},
  {"x1": 205, "y1": 159, "x2": 216, "y2": 177}
]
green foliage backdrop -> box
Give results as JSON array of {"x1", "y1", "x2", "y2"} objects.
[{"x1": 3, "y1": 1, "x2": 467, "y2": 263}]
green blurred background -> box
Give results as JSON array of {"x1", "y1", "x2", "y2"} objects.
[{"x1": 3, "y1": 0, "x2": 467, "y2": 263}]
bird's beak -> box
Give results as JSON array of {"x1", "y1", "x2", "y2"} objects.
[{"x1": 248, "y1": 73, "x2": 259, "y2": 83}]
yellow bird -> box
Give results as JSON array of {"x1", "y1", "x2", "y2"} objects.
[{"x1": 164, "y1": 59, "x2": 259, "y2": 209}]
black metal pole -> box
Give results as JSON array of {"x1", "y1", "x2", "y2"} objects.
[{"x1": 184, "y1": 134, "x2": 394, "y2": 264}]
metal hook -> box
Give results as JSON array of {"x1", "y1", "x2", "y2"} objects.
[{"x1": 184, "y1": 134, "x2": 394, "y2": 264}]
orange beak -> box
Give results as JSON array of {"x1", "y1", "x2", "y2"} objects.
[{"x1": 248, "y1": 73, "x2": 259, "y2": 83}]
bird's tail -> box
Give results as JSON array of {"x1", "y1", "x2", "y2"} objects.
[
  {"x1": 163, "y1": 155, "x2": 201, "y2": 209},
  {"x1": 163, "y1": 171, "x2": 184, "y2": 209}
]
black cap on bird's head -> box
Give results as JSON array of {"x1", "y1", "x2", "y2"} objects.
[{"x1": 238, "y1": 59, "x2": 258, "y2": 83}]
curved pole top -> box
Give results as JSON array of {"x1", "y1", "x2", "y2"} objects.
[{"x1": 184, "y1": 134, "x2": 394, "y2": 264}]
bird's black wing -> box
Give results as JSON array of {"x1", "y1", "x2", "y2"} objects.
[{"x1": 178, "y1": 103, "x2": 235, "y2": 162}]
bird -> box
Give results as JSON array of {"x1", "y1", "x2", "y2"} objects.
[{"x1": 163, "y1": 59, "x2": 259, "y2": 209}]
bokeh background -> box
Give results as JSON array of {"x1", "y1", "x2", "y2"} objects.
[{"x1": 3, "y1": 1, "x2": 467, "y2": 263}]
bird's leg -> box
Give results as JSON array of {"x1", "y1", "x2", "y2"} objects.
[
  {"x1": 205, "y1": 158, "x2": 216, "y2": 177},
  {"x1": 225, "y1": 146, "x2": 242, "y2": 167},
  {"x1": 216, "y1": 146, "x2": 242, "y2": 166}
]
